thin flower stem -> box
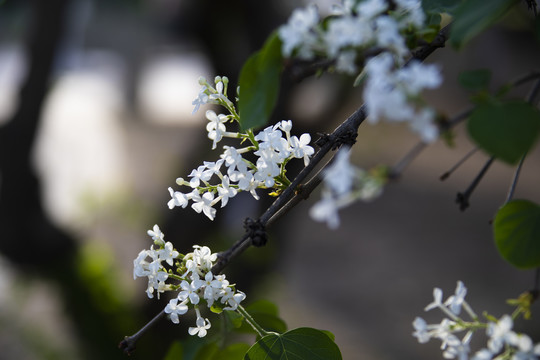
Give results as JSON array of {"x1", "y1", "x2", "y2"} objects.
[
  {"x1": 236, "y1": 304, "x2": 274, "y2": 338},
  {"x1": 505, "y1": 153, "x2": 526, "y2": 204},
  {"x1": 455, "y1": 156, "x2": 495, "y2": 211},
  {"x1": 440, "y1": 147, "x2": 478, "y2": 181},
  {"x1": 388, "y1": 141, "x2": 427, "y2": 179}
]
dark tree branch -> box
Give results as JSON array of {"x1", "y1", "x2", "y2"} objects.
[{"x1": 123, "y1": 23, "x2": 452, "y2": 352}]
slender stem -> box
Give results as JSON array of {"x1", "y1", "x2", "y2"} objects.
[
  {"x1": 236, "y1": 304, "x2": 273, "y2": 337},
  {"x1": 455, "y1": 156, "x2": 495, "y2": 211},
  {"x1": 505, "y1": 153, "x2": 526, "y2": 204},
  {"x1": 388, "y1": 141, "x2": 427, "y2": 179},
  {"x1": 440, "y1": 147, "x2": 478, "y2": 181}
]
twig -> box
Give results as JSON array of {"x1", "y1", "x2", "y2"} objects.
[
  {"x1": 504, "y1": 153, "x2": 526, "y2": 204},
  {"x1": 119, "y1": 310, "x2": 165, "y2": 355},
  {"x1": 440, "y1": 147, "x2": 479, "y2": 181},
  {"x1": 388, "y1": 141, "x2": 428, "y2": 180},
  {"x1": 455, "y1": 156, "x2": 495, "y2": 211}
]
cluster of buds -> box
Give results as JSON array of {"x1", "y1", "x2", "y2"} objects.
[
  {"x1": 167, "y1": 76, "x2": 315, "y2": 220},
  {"x1": 133, "y1": 225, "x2": 246, "y2": 337}
]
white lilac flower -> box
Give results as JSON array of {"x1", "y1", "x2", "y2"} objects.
[
  {"x1": 178, "y1": 279, "x2": 202, "y2": 305},
  {"x1": 164, "y1": 298, "x2": 189, "y2": 324},
  {"x1": 217, "y1": 175, "x2": 237, "y2": 207},
  {"x1": 201, "y1": 272, "x2": 224, "y2": 307},
  {"x1": 278, "y1": 119, "x2": 292, "y2": 133},
  {"x1": 395, "y1": 61, "x2": 442, "y2": 94},
  {"x1": 192, "y1": 85, "x2": 209, "y2": 114},
  {"x1": 413, "y1": 317, "x2": 431, "y2": 343},
  {"x1": 206, "y1": 110, "x2": 228, "y2": 149},
  {"x1": 442, "y1": 331, "x2": 472, "y2": 360},
  {"x1": 330, "y1": 0, "x2": 357, "y2": 15},
  {"x1": 145, "y1": 269, "x2": 168, "y2": 299},
  {"x1": 375, "y1": 16, "x2": 409, "y2": 59},
  {"x1": 208, "y1": 76, "x2": 228, "y2": 103},
  {"x1": 191, "y1": 192, "x2": 217, "y2": 220},
  {"x1": 188, "y1": 309, "x2": 212, "y2": 337},
  {"x1": 309, "y1": 190, "x2": 341, "y2": 229},
  {"x1": 363, "y1": 53, "x2": 441, "y2": 141},
  {"x1": 425, "y1": 287, "x2": 444, "y2": 311},
  {"x1": 323, "y1": 147, "x2": 355, "y2": 196},
  {"x1": 409, "y1": 108, "x2": 439, "y2": 143},
  {"x1": 394, "y1": 0, "x2": 425, "y2": 28},
  {"x1": 157, "y1": 242, "x2": 179, "y2": 266},
  {"x1": 222, "y1": 289, "x2": 246, "y2": 311},
  {"x1": 471, "y1": 349, "x2": 493, "y2": 360},
  {"x1": 289, "y1": 133, "x2": 315, "y2": 166},
  {"x1": 192, "y1": 245, "x2": 218, "y2": 270},
  {"x1": 167, "y1": 187, "x2": 189, "y2": 209},
  {"x1": 324, "y1": 15, "x2": 373, "y2": 57},
  {"x1": 254, "y1": 158, "x2": 281, "y2": 188},
  {"x1": 335, "y1": 50, "x2": 358, "y2": 75},
  {"x1": 445, "y1": 281, "x2": 467, "y2": 316},
  {"x1": 357, "y1": 0, "x2": 388, "y2": 19},
  {"x1": 147, "y1": 224, "x2": 165, "y2": 244},
  {"x1": 133, "y1": 249, "x2": 153, "y2": 280},
  {"x1": 278, "y1": 4, "x2": 320, "y2": 58},
  {"x1": 255, "y1": 125, "x2": 290, "y2": 160},
  {"x1": 487, "y1": 315, "x2": 515, "y2": 353},
  {"x1": 188, "y1": 165, "x2": 212, "y2": 188}
]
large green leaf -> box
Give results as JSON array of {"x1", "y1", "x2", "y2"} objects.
[
  {"x1": 450, "y1": 0, "x2": 517, "y2": 49},
  {"x1": 244, "y1": 327, "x2": 342, "y2": 360},
  {"x1": 466, "y1": 101, "x2": 540, "y2": 164},
  {"x1": 238, "y1": 32, "x2": 283, "y2": 131},
  {"x1": 494, "y1": 200, "x2": 540, "y2": 269}
]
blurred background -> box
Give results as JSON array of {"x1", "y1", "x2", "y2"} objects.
[{"x1": 0, "y1": 0, "x2": 539, "y2": 359}]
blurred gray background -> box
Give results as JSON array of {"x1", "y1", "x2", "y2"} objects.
[{"x1": 0, "y1": 0, "x2": 539, "y2": 359}]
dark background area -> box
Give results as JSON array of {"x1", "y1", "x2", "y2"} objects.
[{"x1": 0, "y1": 1, "x2": 539, "y2": 359}]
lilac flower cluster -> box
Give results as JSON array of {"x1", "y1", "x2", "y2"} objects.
[{"x1": 134, "y1": 225, "x2": 246, "y2": 337}]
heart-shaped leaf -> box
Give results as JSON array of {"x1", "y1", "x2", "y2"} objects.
[
  {"x1": 244, "y1": 327, "x2": 342, "y2": 360},
  {"x1": 467, "y1": 101, "x2": 540, "y2": 164},
  {"x1": 494, "y1": 200, "x2": 540, "y2": 269}
]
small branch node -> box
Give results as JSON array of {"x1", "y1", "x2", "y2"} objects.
[{"x1": 243, "y1": 218, "x2": 267, "y2": 247}]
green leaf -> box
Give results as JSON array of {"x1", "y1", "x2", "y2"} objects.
[
  {"x1": 494, "y1": 200, "x2": 540, "y2": 269},
  {"x1": 449, "y1": 0, "x2": 516, "y2": 49},
  {"x1": 466, "y1": 101, "x2": 540, "y2": 164},
  {"x1": 244, "y1": 327, "x2": 342, "y2": 360},
  {"x1": 422, "y1": 0, "x2": 463, "y2": 15},
  {"x1": 238, "y1": 32, "x2": 283, "y2": 131},
  {"x1": 163, "y1": 341, "x2": 184, "y2": 360},
  {"x1": 458, "y1": 69, "x2": 491, "y2": 91}
]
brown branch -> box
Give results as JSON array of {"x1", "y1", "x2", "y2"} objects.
[{"x1": 123, "y1": 23, "x2": 452, "y2": 352}]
